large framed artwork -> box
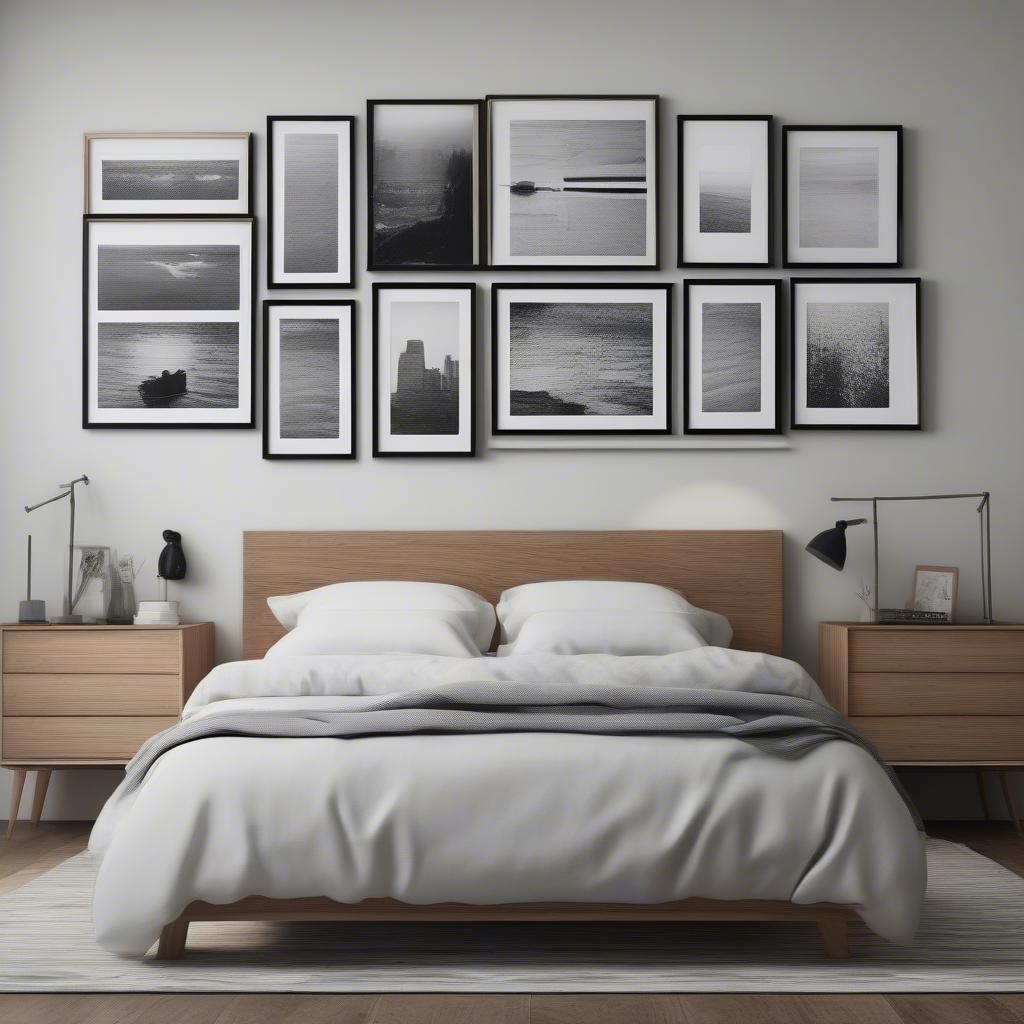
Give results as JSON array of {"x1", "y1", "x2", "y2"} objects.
[
  {"x1": 683, "y1": 280, "x2": 781, "y2": 435},
  {"x1": 790, "y1": 277, "x2": 921, "y2": 430},
  {"x1": 678, "y1": 116, "x2": 772, "y2": 267},
  {"x1": 783, "y1": 125, "x2": 902, "y2": 267},
  {"x1": 84, "y1": 132, "x2": 252, "y2": 216},
  {"x1": 372, "y1": 283, "x2": 476, "y2": 457},
  {"x1": 267, "y1": 116, "x2": 354, "y2": 288},
  {"x1": 83, "y1": 217, "x2": 255, "y2": 428},
  {"x1": 491, "y1": 283, "x2": 671, "y2": 435},
  {"x1": 263, "y1": 301, "x2": 356, "y2": 459},
  {"x1": 487, "y1": 95, "x2": 659, "y2": 269},
  {"x1": 367, "y1": 100, "x2": 485, "y2": 270}
]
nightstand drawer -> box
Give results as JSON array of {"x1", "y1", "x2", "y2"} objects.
[
  {"x1": 853, "y1": 716, "x2": 1024, "y2": 761},
  {"x1": 849, "y1": 630, "x2": 1024, "y2": 673},
  {"x1": 2, "y1": 716, "x2": 176, "y2": 760},
  {"x1": 2, "y1": 674, "x2": 181, "y2": 716},
  {"x1": 848, "y1": 672, "x2": 1024, "y2": 715},
  {"x1": 2, "y1": 630, "x2": 179, "y2": 674}
]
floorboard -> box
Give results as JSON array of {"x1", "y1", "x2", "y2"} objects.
[
  {"x1": 886, "y1": 994, "x2": 1024, "y2": 1024},
  {"x1": 372, "y1": 994, "x2": 529, "y2": 1024}
]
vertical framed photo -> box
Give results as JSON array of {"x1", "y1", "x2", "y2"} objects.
[
  {"x1": 83, "y1": 218, "x2": 255, "y2": 428},
  {"x1": 783, "y1": 125, "x2": 902, "y2": 267},
  {"x1": 678, "y1": 116, "x2": 772, "y2": 267},
  {"x1": 368, "y1": 100, "x2": 485, "y2": 270},
  {"x1": 373, "y1": 283, "x2": 476, "y2": 457},
  {"x1": 492, "y1": 283, "x2": 671, "y2": 435},
  {"x1": 912, "y1": 565, "x2": 958, "y2": 623},
  {"x1": 790, "y1": 277, "x2": 920, "y2": 430},
  {"x1": 683, "y1": 280, "x2": 781, "y2": 434},
  {"x1": 263, "y1": 301, "x2": 356, "y2": 459},
  {"x1": 487, "y1": 95, "x2": 659, "y2": 269},
  {"x1": 84, "y1": 132, "x2": 252, "y2": 216},
  {"x1": 267, "y1": 116, "x2": 354, "y2": 288}
]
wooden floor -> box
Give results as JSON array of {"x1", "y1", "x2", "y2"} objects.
[{"x1": 1, "y1": 821, "x2": 1022, "y2": 1024}]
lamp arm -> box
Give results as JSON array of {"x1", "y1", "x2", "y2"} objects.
[{"x1": 24, "y1": 490, "x2": 71, "y2": 514}]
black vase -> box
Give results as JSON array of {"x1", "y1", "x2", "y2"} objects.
[{"x1": 157, "y1": 529, "x2": 186, "y2": 581}]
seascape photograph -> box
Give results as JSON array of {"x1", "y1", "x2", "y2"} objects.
[
  {"x1": 284, "y1": 132, "x2": 339, "y2": 273},
  {"x1": 389, "y1": 300, "x2": 460, "y2": 435},
  {"x1": 279, "y1": 318, "x2": 340, "y2": 439},
  {"x1": 806, "y1": 301, "x2": 890, "y2": 408},
  {"x1": 701, "y1": 302, "x2": 762, "y2": 412},
  {"x1": 799, "y1": 146, "x2": 880, "y2": 248},
  {"x1": 371, "y1": 102, "x2": 478, "y2": 267},
  {"x1": 97, "y1": 244, "x2": 240, "y2": 310},
  {"x1": 699, "y1": 145, "x2": 752, "y2": 233},
  {"x1": 101, "y1": 159, "x2": 239, "y2": 201}
]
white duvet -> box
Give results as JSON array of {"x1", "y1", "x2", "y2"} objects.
[{"x1": 90, "y1": 649, "x2": 926, "y2": 954}]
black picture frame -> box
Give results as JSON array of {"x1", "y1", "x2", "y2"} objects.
[
  {"x1": 677, "y1": 115, "x2": 773, "y2": 268},
  {"x1": 366, "y1": 99, "x2": 486, "y2": 272},
  {"x1": 372, "y1": 282, "x2": 477, "y2": 457},
  {"x1": 789, "y1": 276, "x2": 921, "y2": 431},
  {"x1": 485, "y1": 94, "x2": 660, "y2": 271},
  {"x1": 262, "y1": 299, "x2": 357, "y2": 460},
  {"x1": 82, "y1": 216, "x2": 256, "y2": 430},
  {"x1": 491, "y1": 282, "x2": 673, "y2": 436},
  {"x1": 782, "y1": 125, "x2": 903, "y2": 268},
  {"x1": 682, "y1": 279, "x2": 783, "y2": 435},
  {"x1": 266, "y1": 115, "x2": 356, "y2": 289}
]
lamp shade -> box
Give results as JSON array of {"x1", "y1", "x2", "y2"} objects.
[{"x1": 805, "y1": 524, "x2": 849, "y2": 570}]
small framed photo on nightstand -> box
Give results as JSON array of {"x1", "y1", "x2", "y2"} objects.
[{"x1": 913, "y1": 565, "x2": 958, "y2": 623}]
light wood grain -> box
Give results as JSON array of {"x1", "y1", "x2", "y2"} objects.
[
  {"x1": 854, "y1": 716, "x2": 1024, "y2": 762},
  {"x1": 818, "y1": 623, "x2": 850, "y2": 713},
  {"x1": 6, "y1": 770, "x2": 25, "y2": 837},
  {"x1": 849, "y1": 628, "x2": 1024, "y2": 673},
  {"x1": 242, "y1": 530, "x2": 784, "y2": 659},
  {"x1": 3, "y1": 717, "x2": 178, "y2": 761},
  {"x1": 28, "y1": 770, "x2": 50, "y2": 826},
  {"x1": 2, "y1": 630, "x2": 179, "y2": 674},
  {"x1": 848, "y1": 673, "x2": 1024, "y2": 715},
  {"x1": 181, "y1": 623, "x2": 215, "y2": 703},
  {"x1": 2, "y1": 674, "x2": 180, "y2": 716}
]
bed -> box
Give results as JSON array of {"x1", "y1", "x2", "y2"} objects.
[{"x1": 88, "y1": 530, "x2": 925, "y2": 960}]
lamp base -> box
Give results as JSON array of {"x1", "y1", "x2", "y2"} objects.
[
  {"x1": 18, "y1": 599, "x2": 47, "y2": 623},
  {"x1": 49, "y1": 614, "x2": 84, "y2": 624},
  {"x1": 134, "y1": 600, "x2": 180, "y2": 626}
]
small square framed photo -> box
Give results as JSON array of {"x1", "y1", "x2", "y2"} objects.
[
  {"x1": 368, "y1": 100, "x2": 485, "y2": 270},
  {"x1": 790, "y1": 277, "x2": 920, "y2": 430},
  {"x1": 487, "y1": 95, "x2": 659, "y2": 269},
  {"x1": 84, "y1": 132, "x2": 252, "y2": 216},
  {"x1": 912, "y1": 565, "x2": 958, "y2": 623},
  {"x1": 677, "y1": 116, "x2": 772, "y2": 267},
  {"x1": 492, "y1": 283, "x2": 672, "y2": 435},
  {"x1": 263, "y1": 301, "x2": 356, "y2": 459},
  {"x1": 683, "y1": 280, "x2": 781, "y2": 434},
  {"x1": 267, "y1": 116, "x2": 355, "y2": 288},
  {"x1": 783, "y1": 125, "x2": 902, "y2": 267},
  {"x1": 373, "y1": 283, "x2": 476, "y2": 457}
]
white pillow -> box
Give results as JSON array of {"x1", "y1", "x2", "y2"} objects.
[
  {"x1": 496, "y1": 580, "x2": 732, "y2": 649},
  {"x1": 497, "y1": 609, "x2": 708, "y2": 657}
]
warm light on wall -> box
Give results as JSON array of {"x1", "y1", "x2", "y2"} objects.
[{"x1": 630, "y1": 482, "x2": 783, "y2": 529}]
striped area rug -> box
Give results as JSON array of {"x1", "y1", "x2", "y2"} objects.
[{"x1": 1, "y1": 838, "x2": 1021, "y2": 992}]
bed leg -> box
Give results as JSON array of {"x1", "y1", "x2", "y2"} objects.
[
  {"x1": 156, "y1": 918, "x2": 189, "y2": 960},
  {"x1": 817, "y1": 917, "x2": 850, "y2": 958}
]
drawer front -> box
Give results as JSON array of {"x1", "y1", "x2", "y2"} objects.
[
  {"x1": 849, "y1": 630, "x2": 1024, "y2": 673},
  {"x1": 2, "y1": 716, "x2": 176, "y2": 761},
  {"x1": 849, "y1": 673, "x2": 1024, "y2": 716},
  {"x1": 2, "y1": 674, "x2": 180, "y2": 716},
  {"x1": 2, "y1": 630, "x2": 179, "y2": 674},
  {"x1": 853, "y1": 716, "x2": 1024, "y2": 762}
]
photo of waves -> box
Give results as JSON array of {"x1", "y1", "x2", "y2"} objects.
[
  {"x1": 101, "y1": 159, "x2": 239, "y2": 201},
  {"x1": 799, "y1": 146, "x2": 880, "y2": 248},
  {"x1": 701, "y1": 302, "x2": 762, "y2": 412},
  {"x1": 279, "y1": 319, "x2": 340, "y2": 439},
  {"x1": 806, "y1": 301, "x2": 890, "y2": 408},
  {"x1": 97, "y1": 244, "x2": 240, "y2": 311}
]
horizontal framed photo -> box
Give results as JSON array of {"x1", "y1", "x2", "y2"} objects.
[
  {"x1": 83, "y1": 217, "x2": 255, "y2": 428},
  {"x1": 683, "y1": 280, "x2": 781, "y2": 434},
  {"x1": 267, "y1": 116, "x2": 354, "y2": 288},
  {"x1": 492, "y1": 283, "x2": 671, "y2": 435},
  {"x1": 790, "y1": 277, "x2": 920, "y2": 430},
  {"x1": 678, "y1": 116, "x2": 772, "y2": 267},
  {"x1": 263, "y1": 301, "x2": 355, "y2": 459},
  {"x1": 84, "y1": 132, "x2": 252, "y2": 216},
  {"x1": 784, "y1": 125, "x2": 902, "y2": 267},
  {"x1": 368, "y1": 100, "x2": 485, "y2": 270},
  {"x1": 488, "y1": 95, "x2": 659, "y2": 269},
  {"x1": 373, "y1": 283, "x2": 476, "y2": 457}
]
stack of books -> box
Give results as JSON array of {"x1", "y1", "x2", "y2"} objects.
[{"x1": 877, "y1": 608, "x2": 950, "y2": 625}]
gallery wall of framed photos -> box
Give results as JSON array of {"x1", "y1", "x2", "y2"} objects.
[{"x1": 80, "y1": 100, "x2": 919, "y2": 457}]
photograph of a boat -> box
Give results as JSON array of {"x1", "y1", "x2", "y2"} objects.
[{"x1": 138, "y1": 368, "x2": 187, "y2": 403}]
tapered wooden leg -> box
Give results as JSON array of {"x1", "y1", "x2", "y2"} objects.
[
  {"x1": 999, "y1": 771, "x2": 1022, "y2": 838},
  {"x1": 6, "y1": 770, "x2": 27, "y2": 837},
  {"x1": 977, "y1": 770, "x2": 993, "y2": 820},
  {"x1": 30, "y1": 770, "x2": 51, "y2": 827},
  {"x1": 156, "y1": 918, "x2": 189, "y2": 959},
  {"x1": 817, "y1": 918, "x2": 850, "y2": 959}
]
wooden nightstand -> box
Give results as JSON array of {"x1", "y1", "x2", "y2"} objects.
[
  {"x1": 1, "y1": 622, "x2": 213, "y2": 834},
  {"x1": 819, "y1": 621, "x2": 1024, "y2": 835}
]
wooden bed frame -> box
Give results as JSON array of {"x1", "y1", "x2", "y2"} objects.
[{"x1": 157, "y1": 529, "x2": 856, "y2": 960}]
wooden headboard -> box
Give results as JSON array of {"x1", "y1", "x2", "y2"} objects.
[{"x1": 242, "y1": 530, "x2": 783, "y2": 659}]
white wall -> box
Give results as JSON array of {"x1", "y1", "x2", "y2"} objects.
[{"x1": 1, "y1": 0, "x2": 1022, "y2": 822}]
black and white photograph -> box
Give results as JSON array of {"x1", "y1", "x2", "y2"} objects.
[
  {"x1": 492, "y1": 284, "x2": 671, "y2": 434},
  {"x1": 488, "y1": 96, "x2": 658, "y2": 269},
  {"x1": 373, "y1": 284, "x2": 475, "y2": 456},
  {"x1": 784, "y1": 126, "x2": 902, "y2": 266},
  {"x1": 678, "y1": 116, "x2": 771, "y2": 266},
  {"x1": 84, "y1": 217, "x2": 254, "y2": 427},
  {"x1": 912, "y1": 565, "x2": 958, "y2": 622},
  {"x1": 267, "y1": 116, "x2": 354, "y2": 288},
  {"x1": 791, "y1": 278, "x2": 920, "y2": 429},
  {"x1": 263, "y1": 301, "x2": 355, "y2": 459},
  {"x1": 368, "y1": 100, "x2": 484, "y2": 270},
  {"x1": 683, "y1": 280, "x2": 781, "y2": 434},
  {"x1": 85, "y1": 132, "x2": 252, "y2": 215}
]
